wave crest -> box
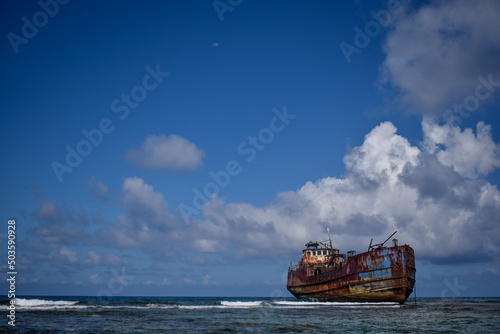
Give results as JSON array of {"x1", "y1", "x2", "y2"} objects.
[
  {"x1": 15, "y1": 298, "x2": 79, "y2": 308},
  {"x1": 220, "y1": 301, "x2": 262, "y2": 307}
]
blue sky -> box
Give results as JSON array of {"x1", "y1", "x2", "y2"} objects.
[{"x1": 1, "y1": 0, "x2": 500, "y2": 298}]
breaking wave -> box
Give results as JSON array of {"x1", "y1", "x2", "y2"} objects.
[
  {"x1": 15, "y1": 298, "x2": 82, "y2": 309},
  {"x1": 220, "y1": 301, "x2": 262, "y2": 307},
  {"x1": 11, "y1": 297, "x2": 403, "y2": 311},
  {"x1": 273, "y1": 301, "x2": 401, "y2": 308}
]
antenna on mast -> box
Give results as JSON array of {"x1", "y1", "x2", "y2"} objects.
[{"x1": 327, "y1": 227, "x2": 333, "y2": 249}]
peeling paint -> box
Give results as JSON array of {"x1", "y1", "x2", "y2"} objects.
[{"x1": 287, "y1": 243, "x2": 416, "y2": 303}]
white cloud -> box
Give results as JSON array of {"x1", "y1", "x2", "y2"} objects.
[
  {"x1": 87, "y1": 176, "x2": 109, "y2": 202},
  {"x1": 84, "y1": 251, "x2": 102, "y2": 265},
  {"x1": 125, "y1": 134, "x2": 205, "y2": 172},
  {"x1": 184, "y1": 278, "x2": 195, "y2": 285},
  {"x1": 344, "y1": 122, "x2": 420, "y2": 184},
  {"x1": 59, "y1": 246, "x2": 78, "y2": 264},
  {"x1": 35, "y1": 200, "x2": 63, "y2": 224},
  {"x1": 97, "y1": 215, "x2": 142, "y2": 249},
  {"x1": 161, "y1": 278, "x2": 173, "y2": 286},
  {"x1": 97, "y1": 178, "x2": 178, "y2": 253},
  {"x1": 486, "y1": 268, "x2": 498, "y2": 275},
  {"x1": 423, "y1": 120, "x2": 500, "y2": 178},
  {"x1": 83, "y1": 251, "x2": 129, "y2": 267},
  {"x1": 194, "y1": 121, "x2": 500, "y2": 263},
  {"x1": 31, "y1": 198, "x2": 91, "y2": 246},
  {"x1": 103, "y1": 254, "x2": 129, "y2": 267},
  {"x1": 122, "y1": 177, "x2": 174, "y2": 230},
  {"x1": 194, "y1": 239, "x2": 221, "y2": 253},
  {"x1": 381, "y1": 0, "x2": 500, "y2": 115},
  {"x1": 95, "y1": 122, "x2": 500, "y2": 265},
  {"x1": 89, "y1": 273, "x2": 101, "y2": 285}
]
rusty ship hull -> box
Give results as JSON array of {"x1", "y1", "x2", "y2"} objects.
[{"x1": 287, "y1": 245, "x2": 416, "y2": 303}]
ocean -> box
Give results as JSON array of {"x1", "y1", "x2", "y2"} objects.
[{"x1": 2, "y1": 296, "x2": 500, "y2": 333}]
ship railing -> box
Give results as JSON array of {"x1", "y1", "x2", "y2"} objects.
[{"x1": 288, "y1": 261, "x2": 300, "y2": 271}]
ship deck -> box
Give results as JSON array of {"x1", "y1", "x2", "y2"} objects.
[{"x1": 287, "y1": 245, "x2": 416, "y2": 303}]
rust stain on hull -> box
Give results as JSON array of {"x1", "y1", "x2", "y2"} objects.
[{"x1": 287, "y1": 242, "x2": 416, "y2": 303}]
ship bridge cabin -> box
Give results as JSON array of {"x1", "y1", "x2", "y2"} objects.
[
  {"x1": 301, "y1": 241, "x2": 342, "y2": 269},
  {"x1": 302, "y1": 241, "x2": 338, "y2": 264},
  {"x1": 288, "y1": 239, "x2": 348, "y2": 277}
]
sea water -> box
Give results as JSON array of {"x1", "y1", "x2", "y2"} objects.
[{"x1": 1, "y1": 296, "x2": 499, "y2": 333}]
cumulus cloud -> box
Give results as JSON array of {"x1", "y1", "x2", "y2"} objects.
[
  {"x1": 194, "y1": 239, "x2": 222, "y2": 253},
  {"x1": 87, "y1": 176, "x2": 109, "y2": 202},
  {"x1": 202, "y1": 275, "x2": 211, "y2": 285},
  {"x1": 83, "y1": 251, "x2": 129, "y2": 267},
  {"x1": 381, "y1": 0, "x2": 500, "y2": 115},
  {"x1": 59, "y1": 246, "x2": 79, "y2": 264},
  {"x1": 103, "y1": 253, "x2": 129, "y2": 267},
  {"x1": 486, "y1": 267, "x2": 498, "y2": 275},
  {"x1": 190, "y1": 121, "x2": 500, "y2": 263},
  {"x1": 161, "y1": 278, "x2": 173, "y2": 286},
  {"x1": 422, "y1": 120, "x2": 500, "y2": 178},
  {"x1": 97, "y1": 215, "x2": 144, "y2": 249},
  {"x1": 87, "y1": 120, "x2": 499, "y2": 266},
  {"x1": 89, "y1": 273, "x2": 101, "y2": 285},
  {"x1": 35, "y1": 200, "x2": 64, "y2": 225},
  {"x1": 125, "y1": 134, "x2": 205, "y2": 172},
  {"x1": 122, "y1": 177, "x2": 174, "y2": 230},
  {"x1": 53, "y1": 119, "x2": 499, "y2": 267},
  {"x1": 343, "y1": 122, "x2": 420, "y2": 184},
  {"x1": 31, "y1": 199, "x2": 91, "y2": 245},
  {"x1": 97, "y1": 177, "x2": 178, "y2": 253},
  {"x1": 27, "y1": 243, "x2": 80, "y2": 265},
  {"x1": 183, "y1": 278, "x2": 195, "y2": 285},
  {"x1": 84, "y1": 251, "x2": 101, "y2": 265}
]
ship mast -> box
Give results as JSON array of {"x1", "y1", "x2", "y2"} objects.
[{"x1": 327, "y1": 227, "x2": 333, "y2": 249}]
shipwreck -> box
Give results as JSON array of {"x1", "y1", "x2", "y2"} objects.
[{"x1": 287, "y1": 231, "x2": 416, "y2": 303}]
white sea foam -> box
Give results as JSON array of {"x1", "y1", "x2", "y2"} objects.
[
  {"x1": 273, "y1": 301, "x2": 400, "y2": 307},
  {"x1": 15, "y1": 298, "x2": 82, "y2": 309},
  {"x1": 11, "y1": 298, "x2": 401, "y2": 311},
  {"x1": 220, "y1": 301, "x2": 262, "y2": 307},
  {"x1": 172, "y1": 301, "x2": 264, "y2": 309},
  {"x1": 178, "y1": 305, "x2": 221, "y2": 310},
  {"x1": 145, "y1": 303, "x2": 176, "y2": 309}
]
